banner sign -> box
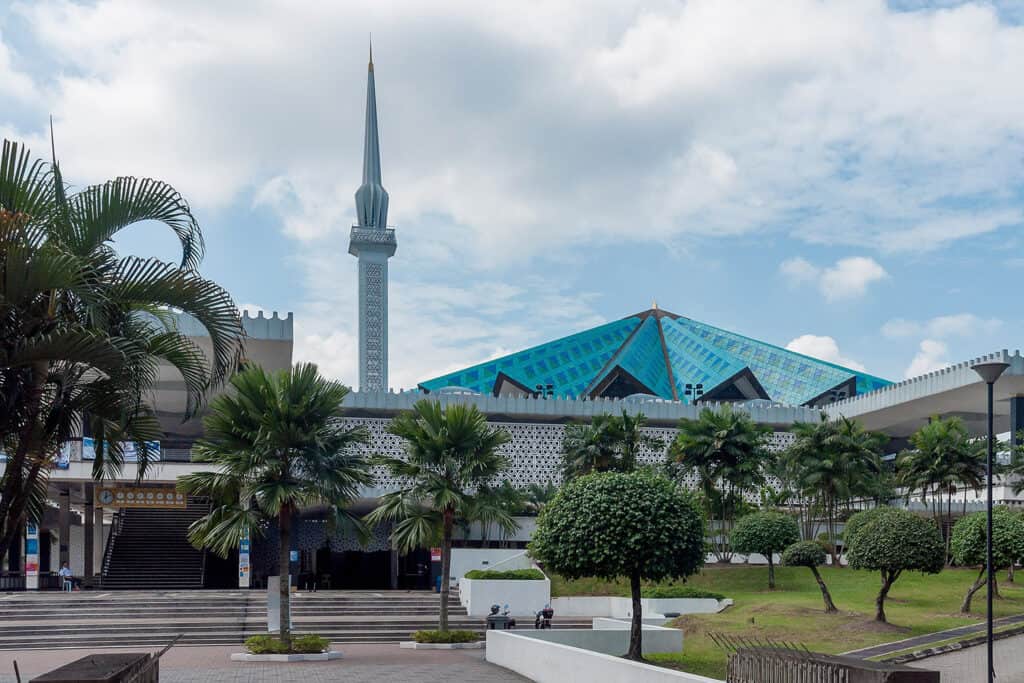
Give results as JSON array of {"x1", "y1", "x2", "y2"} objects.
[
  {"x1": 430, "y1": 547, "x2": 442, "y2": 562},
  {"x1": 25, "y1": 522, "x2": 39, "y2": 590},
  {"x1": 239, "y1": 527, "x2": 251, "y2": 588},
  {"x1": 97, "y1": 485, "x2": 186, "y2": 508},
  {"x1": 55, "y1": 443, "x2": 71, "y2": 470},
  {"x1": 82, "y1": 437, "x2": 161, "y2": 463}
]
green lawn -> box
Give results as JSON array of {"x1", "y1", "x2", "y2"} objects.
[{"x1": 550, "y1": 565, "x2": 1024, "y2": 680}]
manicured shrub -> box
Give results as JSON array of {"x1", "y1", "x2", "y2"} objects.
[
  {"x1": 463, "y1": 568, "x2": 545, "y2": 580},
  {"x1": 782, "y1": 541, "x2": 837, "y2": 613},
  {"x1": 846, "y1": 508, "x2": 944, "y2": 623},
  {"x1": 640, "y1": 585, "x2": 725, "y2": 600},
  {"x1": 244, "y1": 633, "x2": 329, "y2": 654},
  {"x1": 411, "y1": 629, "x2": 479, "y2": 643},
  {"x1": 731, "y1": 511, "x2": 800, "y2": 589},
  {"x1": 950, "y1": 506, "x2": 1024, "y2": 613},
  {"x1": 530, "y1": 471, "x2": 705, "y2": 660}
]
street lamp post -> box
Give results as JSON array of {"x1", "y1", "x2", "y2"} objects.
[{"x1": 971, "y1": 361, "x2": 1010, "y2": 683}]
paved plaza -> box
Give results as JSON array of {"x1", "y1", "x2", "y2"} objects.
[{"x1": 0, "y1": 643, "x2": 529, "y2": 682}]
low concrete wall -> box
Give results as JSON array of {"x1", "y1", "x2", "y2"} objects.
[
  {"x1": 459, "y1": 576, "x2": 551, "y2": 616},
  {"x1": 449, "y1": 549, "x2": 533, "y2": 587},
  {"x1": 507, "y1": 618, "x2": 681, "y2": 656},
  {"x1": 551, "y1": 596, "x2": 727, "y2": 618},
  {"x1": 486, "y1": 630, "x2": 723, "y2": 683}
]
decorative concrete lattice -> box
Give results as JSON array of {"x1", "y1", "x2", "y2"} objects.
[
  {"x1": 343, "y1": 417, "x2": 794, "y2": 500},
  {"x1": 360, "y1": 262, "x2": 386, "y2": 391}
]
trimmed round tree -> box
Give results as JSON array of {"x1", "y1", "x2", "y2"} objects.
[
  {"x1": 731, "y1": 512, "x2": 800, "y2": 589},
  {"x1": 529, "y1": 471, "x2": 705, "y2": 661},
  {"x1": 782, "y1": 541, "x2": 837, "y2": 613},
  {"x1": 846, "y1": 508, "x2": 944, "y2": 622},
  {"x1": 951, "y1": 506, "x2": 1024, "y2": 613}
]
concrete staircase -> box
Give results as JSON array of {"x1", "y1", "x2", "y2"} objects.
[
  {"x1": 0, "y1": 590, "x2": 593, "y2": 650},
  {"x1": 101, "y1": 504, "x2": 209, "y2": 590}
]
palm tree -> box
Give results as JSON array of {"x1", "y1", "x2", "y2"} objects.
[
  {"x1": 366, "y1": 400, "x2": 512, "y2": 632},
  {"x1": 897, "y1": 416, "x2": 985, "y2": 561},
  {"x1": 561, "y1": 411, "x2": 662, "y2": 480},
  {"x1": 669, "y1": 406, "x2": 769, "y2": 562},
  {"x1": 178, "y1": 363, "x2": 371, "y2": 648},
  {"x1": 785, "y1": 416, "x2": 886, "y2": 566},
  {"x1": 0, "y1": 139, "x2": 243, "y2": 565},
  {"x1": 561, "y1": 413, "x2": 621, "y2": 479},
  {"x1": 468, "y1": 480, "x2": 523, "y2": 547},
  {"x1": 524, "y1": 480, "x2": 559, "y2": 515}
]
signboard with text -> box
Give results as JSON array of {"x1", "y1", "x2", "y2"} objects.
[
  {"x1": 82, "y1": 437, "x2": 161, "y2": 463},
  {"x1": 97, "y1": 485, "x2": 186, "y2": 508},
  {"x1": 25, "y1": 523, "x2": 39, "y2": 590},
  {"x1": 239, "y1": 528, "x2": 251, "y2": 588}
]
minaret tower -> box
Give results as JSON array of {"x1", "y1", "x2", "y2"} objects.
[{"x1": 349, "y1": 43, "x2": 396, "y2": 391}]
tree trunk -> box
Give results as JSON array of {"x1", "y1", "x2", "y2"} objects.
[
  {"x1": 1009, "y1": 564, "x2": 1015, "y2": 583},
  {"x1": 945, "y1": 488, "x2": 953, "y2": 566},
  {"x1": 875, "y1": 570, "x2": 897, "y2": 623},
  {"x1": 827, "y1": 499, "x2": 841, "y2": 568},
  {"x1": 993, "y1": 576, "x2": 1003, "y2": 600},
  {"x1": 0, "y1": 362, "x2": 48, "y2": 566},
  {"x1": 961, "y1": 567, "x2": 986, "y2": 613},
  {"x1": 768, "y1": 555, "x2": 776, "y2": 590},
  {"x1": 440, "y1": 508, "x2": 454, "y2": 633},
  {"x1": 278, "y1": 506, "x2": 292, "y2": 648},
  {"x1": 810, "y1": 565, "x2": 838, "y2": 613},
  {"x1": 626, "y1": 569, "x2": 643, "y2": 661}
]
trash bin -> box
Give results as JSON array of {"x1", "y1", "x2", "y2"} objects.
[{"x1": 486, "y1": 614, "x2": 513, "y2": 630}]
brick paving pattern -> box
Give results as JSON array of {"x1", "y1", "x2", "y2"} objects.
[{"x1": 0, "y1": 644, "x2": 529, "y2": 682}]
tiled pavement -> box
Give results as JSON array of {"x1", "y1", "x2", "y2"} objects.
[{"x1": 0, "y1": 643, "x2": 530, "y2": 682}]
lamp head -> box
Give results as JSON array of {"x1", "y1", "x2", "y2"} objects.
[{"x1": 971, "y1": 361, "x2": 1010, "y2": 385}]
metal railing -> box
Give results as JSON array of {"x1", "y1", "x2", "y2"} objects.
[{"x1": 101, "y1": 511, "x2": 124, "y2": 578}]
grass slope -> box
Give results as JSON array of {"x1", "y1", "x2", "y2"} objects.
[{"x1": 550, "y1": 565, "x2": 1024, "y2": 679}]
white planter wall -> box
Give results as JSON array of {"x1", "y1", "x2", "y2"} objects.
[
  {"x1": 551, "y1": 596, "x2": 727, "y2": 618},
  {"x1": 459, "y1": 576, "x2": 551, "y2": 616},
  {"x1": 486, "y1": 630, "x2": 723, "y2": 683},
  {"x1": 449, "y1": 548, "x2": 533, "y2": 587}
]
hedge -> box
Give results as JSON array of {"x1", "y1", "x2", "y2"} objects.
[
  {"x1": 244, "y1": 634, "x2": 329, "y2": 654},
  {"x1": 640, "y1": 585, "x2": 725, "y2": 600},
  {"x1": 412, "y1": 629, "x2": 480, "y2": 643},
  {"x1": 463, "y1": 568, "x2": 546, "y2": 580}
]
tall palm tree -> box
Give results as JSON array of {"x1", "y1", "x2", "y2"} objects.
[
  {"x1": 785, "y1": 415, "x2": 885, "y2": 566},
  {"x1": 560, "y1": 413, "x2": 621, "y2": 479},
  {"x1": 178, "y1": 363, "x2": 371, "y2": 648},
  {"x1": 0, "y1": 139, "x2": 243, "y2": 565},
  {"x1": 561, "y1": 411, "x2": 661, "y2": 480},
  {"x1": 468, "y1": 480, "x2": 523, "y2": 547},
  {"x1": 897, "y1": 416, "x2": 985, "y2": 561},
  {"x1": 669, "y1": 406, "x2": 769, "y2": 562},
  {"x1": 366, "y1": 400, "x2": 512, "y2": 632}
]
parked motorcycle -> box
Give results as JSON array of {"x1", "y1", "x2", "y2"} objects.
[{"x1": 534, "y1": 604, "x2": 554, "y2": 629}]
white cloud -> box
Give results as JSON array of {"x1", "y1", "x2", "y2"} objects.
[
  {"x1": 904, "y1": 339, "x2": 951, "y2": 379},
  {"x1": 5, "y1": 1, "x2": 1024, "y2": 263},
  {"x1": 785, "y1": 334, "x2": 866, "y2": 372},
  {"x1": 881, "y1": 313, "x2": 1002, "y2": 339},
  {"x1": 819, "y1": 257, "x2": 888, "y2": 301},
  {"x1": 779, "y1": 257, "x2": 820, "y2": 285},
  {"x1": 780, "y1": 255, "x2": 887, "y2": 301}
]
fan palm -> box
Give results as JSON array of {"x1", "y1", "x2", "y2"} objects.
[
  {"x1": 178, "y1": 363, "x2": 371, "y2": 648},
  {"x1": 0, "y1": 139, "x2": 244, "y2": 565},
  {"x1": 897, "y1": 416, "x2": 985, "y2": 561},
  {"x1": 786, "y1": 415, "x2": 886, "y2": 566},
  {"x1": 365, "y1": 400, "x2": 511, "y2": 632},
  {"x1": 669, "y1": 406, "x2": 769, "y2": 562}
]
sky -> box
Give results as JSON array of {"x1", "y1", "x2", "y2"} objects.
[{"x1": 2, "y1": 0, "x2": 1023, "y2": 391}]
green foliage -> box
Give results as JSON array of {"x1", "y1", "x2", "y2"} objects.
[
  {"x1": 846, "y1": 508, "x2": 944, "y2": 576},
  {"x1": 411, "y1": 630, "x2": 479, "y2": 643},
  {"x1": 951, "y1": 506, "x2": 1024, "y2": 569},
  {"x1": 842, "y1": 506, "x2": 895, "y2": 549},
  {"x1": 669, "y1": 406, "x2": 768, "y2": 561},
  {"x1": 530, "y1": 471, "x2": 705, "y2": 583},
  {"x1": 244, "y1": 634, "x2": 329, "y2": 654},
  {"x1": 641, "y1": 585, "x2": 725, "y2": 599},
  {"x1": 731, "y1": 512, "x2": 800, "y2": 558},
  {"x1": 464, "y1": 568, "x2": 545, "y2": 580},
  {"x1": 782, "y1": 541, "x2": 827, "y2": 568},
  {"x1": 561, "y1": 411, "x2": 662, "y2": 480}
]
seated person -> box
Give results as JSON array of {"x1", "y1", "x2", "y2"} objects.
[{"x1": 58, "y1": 562, "x2": 80, "y2": 590}]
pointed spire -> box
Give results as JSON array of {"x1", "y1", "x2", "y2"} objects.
[
  {"x1": 355, "y1": 40, "x2": 389, "y2": 230},
  {"x1": 369, "y1": 34, "x2": 373, "y2": 72}
]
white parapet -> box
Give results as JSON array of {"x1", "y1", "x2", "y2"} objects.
[{"x1": 486, "y1": 630, "x2": 723, "y2": 683}]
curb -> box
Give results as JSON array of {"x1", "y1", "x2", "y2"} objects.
[
  {"x1": 399, "y1": 641, "x2": 485, "y2": 650},
  {"x1": 230, "y1": 651, "x2": 344, "y2": 662},
  {"x1": 885, "y1": 624, "x2": 1024, "y2": 664}
]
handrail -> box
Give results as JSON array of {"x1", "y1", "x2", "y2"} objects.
[{"x1": 101, "y1": 511, "x2": 123, "y2": 578}]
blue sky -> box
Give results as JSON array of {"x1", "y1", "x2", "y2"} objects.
[{"x1": 2, "y1": 0, "x2": 1023, "y2": 390}]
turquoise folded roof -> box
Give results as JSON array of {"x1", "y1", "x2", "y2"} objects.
[{"x1": 418, "y1": 307, "x2": 890, "y2": 406}]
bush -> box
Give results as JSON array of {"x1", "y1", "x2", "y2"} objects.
[
  {"x1": 641, "y1": 585, "x2": 725, "y2": 600},
  {"x1": 463, "y1": 568, "x2": 545, "y2": 580},
  {"x1": 411, "y1": 629, "x2": 479, "y2": 643},
  {"x1": 781, "y1": 541, "x2": 827, "y2": 568},
  {"x1": 731, "y1": 511, "x2": 800, "y2": 589},
  {"x1": 244, "y1": 633, "x2": 329, "y2": 654}
]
